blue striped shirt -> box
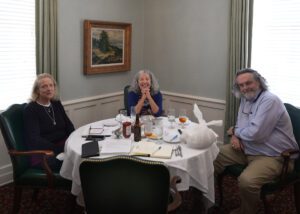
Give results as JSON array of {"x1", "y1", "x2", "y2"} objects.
[{"x1": 235, "y1": 90, "x2": 298, "y2": 156}]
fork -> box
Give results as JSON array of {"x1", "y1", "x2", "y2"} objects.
[
  {"x1": 178, "y1": 145, "x2": 183, "y2": 157},
  {"x1": 173, "y1": 146, "x2": 180, "y2": 157}
]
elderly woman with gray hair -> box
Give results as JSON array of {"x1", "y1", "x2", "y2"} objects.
[{"x1": 128, "y1": 69, "x2": 163, "y2": 117}]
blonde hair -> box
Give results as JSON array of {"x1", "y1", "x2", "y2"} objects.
[{"x1": 30, "y1": 73, "x2": 59, "y2": 101}]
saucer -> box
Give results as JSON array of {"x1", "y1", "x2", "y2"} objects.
[
  {"x1": 163, "y1": 130, "x2": 181, "y2": 143},
  {"x1": 103, "y1": 120, "x2": 119, "y2": 127}
]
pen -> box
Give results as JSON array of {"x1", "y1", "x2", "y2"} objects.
[
  {"x1": 170, "y1": 135, "x2": 178, "y2": 142},
  {"x1": 151, "y1": 146, "x2": 162, "y2": 156},
  {"x1": 82, "y1": 135, "x2": 111, "y2": 138}
]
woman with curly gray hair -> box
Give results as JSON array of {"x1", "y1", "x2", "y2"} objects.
[{"x1": 128, "y1": 69, "x2": 162, "y2": 116}]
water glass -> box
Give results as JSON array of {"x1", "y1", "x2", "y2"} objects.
[
  {"x1": 144, "y1": 121, "x2": 153, "y2": 138},
  {"x1": 119, "y1": 110, "x2": 127, "y2": 123},
  {"x1": 130, "y1": 106, "x2": 136, "y2": 123},
  {"x1": 153, "y1": 118, "x2": 163, "y2": 139},
  {"x1": 167, "y1": 108, "x2": 176, "y2": 128}
]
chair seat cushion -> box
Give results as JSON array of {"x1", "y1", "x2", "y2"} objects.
[
  {"x1": 15, "y1": 168, "x2": 71, "y2": 189},
  {"x1": 261, "y1": 171, "x2": 300, "y2": 194}
]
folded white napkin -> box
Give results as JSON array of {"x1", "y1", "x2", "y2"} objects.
[{"x1": 180, "y1": 104, "x2": 223, "y2": 149}]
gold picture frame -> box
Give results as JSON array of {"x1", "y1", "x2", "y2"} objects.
[{"x1": 83, "y1": 20, "x2": 132, "y2": 74}]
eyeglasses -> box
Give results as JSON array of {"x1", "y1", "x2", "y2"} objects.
[{"x1": 242, "y1": 104, "x2": 253, "y2": 115}]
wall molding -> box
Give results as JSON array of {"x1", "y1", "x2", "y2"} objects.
[{"x1": 0, "y1": 164, "x2": 13, "y2": 186}]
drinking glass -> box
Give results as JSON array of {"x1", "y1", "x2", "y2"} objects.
[
  {"x1": 119, "y1": 110, "x2": 127, "y2": 123},
  {"x1": 153, "y1": 118, "x2": 163, "y2": 139},
  {"x1": 178, "y1": 109, "x2": 188, "y2": 128},
  {"x1": 130, "y1": 106, "x2": 136, "y2": 123},
  {"x1": 144, "y1": 121, "x2": 153, "y2": 138},
  {"x1": 167, "y1": 108, "x2": 176, "y2": 128}
]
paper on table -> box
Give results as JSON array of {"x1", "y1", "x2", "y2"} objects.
[
  {"x1": 89, "y1": 124, "x2": 104, "y2": 135},
  {"x1": 130, "y1": 141, "x2": 173, "y2": 159},
  {"x1": 100, "y1": 139, "x2": 131, "y2": 155}
]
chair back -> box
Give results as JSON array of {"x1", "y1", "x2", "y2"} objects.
[
  {"x1": 0, "y1": 103, "x2": 29, "y2": 178},
  {"x1": 124, "y1": 85, "x2": 130, "y2": 115},
  {"x1": 80, "y1": 156, "x2": 170, "y2": 214},
  {"x1": 284, "y1": 103, "x2": 300, "y2": 171}
]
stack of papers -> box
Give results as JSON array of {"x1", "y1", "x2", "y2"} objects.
[
  {"x1": 130, "y1": 141, "x2": 173, "y2": 159},
  {"x1": 100, "y1": 139, "x2": 131, "y2": 155}
]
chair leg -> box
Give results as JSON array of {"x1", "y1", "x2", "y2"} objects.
[
  {"x1": 217, "y1": 174, "x2": 225, "y2": 207},
  {"x1": 12, "y1": 186, "x2": 22, "y2": 214},
  {"x1": 294, "y1": 183, "x2": 300, "y2": 214},
  {"x1": 32, "y1": 188, "x2": 39, "y2": 201}
]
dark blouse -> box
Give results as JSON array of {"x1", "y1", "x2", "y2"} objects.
[
  {"x1": 128, "y1": 91, "x2": 163, "y2": 117},
  {"x1": 23, "y1": 100, "x2": 75, "y2": 167}
]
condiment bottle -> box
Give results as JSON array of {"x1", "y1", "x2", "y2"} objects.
[
  {"x1": 122, "y1": 121, "x2": 131, "y2": 138},
  {"x1": 133, "y1": 114, "x2": 141, "y2": 142}
]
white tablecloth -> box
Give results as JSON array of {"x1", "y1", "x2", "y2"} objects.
[{"x1": 60, "y1": 118, "x2": 219, "y2": 206}]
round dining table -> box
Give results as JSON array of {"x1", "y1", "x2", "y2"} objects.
[{"x1": 60, "y1": 117, "x2": 219, "y2": 207}]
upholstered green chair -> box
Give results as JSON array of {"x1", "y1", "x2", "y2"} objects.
[
  {"x1": 217, "y1": 103, "x2": 300, "y2": 213},
  {"x1": 80, "y1": 155, "x2": 182, "y2": 214},
  {"x1": 0, "y1": 103, "x2": 72, "y2": 213}
]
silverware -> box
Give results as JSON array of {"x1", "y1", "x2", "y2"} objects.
[
  {"x1": 178, "y1": 145, "x2": 183, "y2": 157},
  {"x1": 173, "y1": 145, "x2": 181, "y2": 157}
]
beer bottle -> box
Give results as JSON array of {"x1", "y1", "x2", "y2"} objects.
[{"x1": 133, "y1": 114, "x2": 141, "y2": 142}]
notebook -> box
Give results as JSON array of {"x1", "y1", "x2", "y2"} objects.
[
  {"x1": 81, "y1": 141, "x2": 100, "y2": 158},
  {"x1": 100, "y1": 139, "x2": 131, "y2": 155},
  {"x1": 130, "y1": 141, "x2": 173, "y2": 159}
]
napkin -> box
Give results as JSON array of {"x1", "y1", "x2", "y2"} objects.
[{"x1": 180, "y1": 104, "x2": 223, "y2": 149}]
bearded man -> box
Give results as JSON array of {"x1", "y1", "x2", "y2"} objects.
[{"x1": 214, "y1": 68, "x2": 299, "y2": 214}]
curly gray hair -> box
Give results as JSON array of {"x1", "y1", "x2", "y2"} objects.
[
  {"x1": 129, "y1": 69, "x2": 160, "y2": 94},
  {"x1": 30, "y1": 73, "x2": 59, "y2": 101},
  {"x1": 232, "y1": 68, "x2": 268, "y2": 98}
]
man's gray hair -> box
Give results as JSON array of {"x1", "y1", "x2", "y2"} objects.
[
  {"x1": 232, "y1": 68, "x2": 268, "y2": 98},
  {"x1": 129, "y1": 69, "x2": 160, "y2": 94}
]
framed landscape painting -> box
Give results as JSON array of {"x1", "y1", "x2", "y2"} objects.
[{"x1": 83, "y1": 20, "x2": 132, "y2": 74}]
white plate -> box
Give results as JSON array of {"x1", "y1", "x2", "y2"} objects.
[
  {"x1": 103, "y1": 120, "x2": 119, "y2": 127},
  {"x1": 163, "y1": 130, "x2": 180, "y2": 143}
]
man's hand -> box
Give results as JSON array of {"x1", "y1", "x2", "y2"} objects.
[
  {"x1": 227, "y1": 126, "x2": 234, "y2": 136},
  {"x1": 230, "y1": 135, "x2": 244, "y2": 151}
]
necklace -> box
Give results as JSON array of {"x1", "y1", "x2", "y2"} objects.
[{"x1": 43, "y1": 104, "x2": 56, "y2": 125}]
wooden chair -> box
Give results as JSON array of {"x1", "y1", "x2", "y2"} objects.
[
  {"x1": 0, "y1": 103, "x2": 73, "y2": 213},
  {"x1": 80, "y1": 155, "x2": 182, "y2": 214}
]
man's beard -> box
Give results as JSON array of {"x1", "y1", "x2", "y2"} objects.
[{"x1": 242, "y1": 90, "x2": 257, "y2": 100}]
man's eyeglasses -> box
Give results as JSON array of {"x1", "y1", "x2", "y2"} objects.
[{"x1": 242, "y1": 105, "x2": 253, "y2": 115}]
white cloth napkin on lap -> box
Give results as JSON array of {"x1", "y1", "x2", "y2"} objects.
[{"x1": 180, "y1": 104, "x2": 223, "y2": 149}]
